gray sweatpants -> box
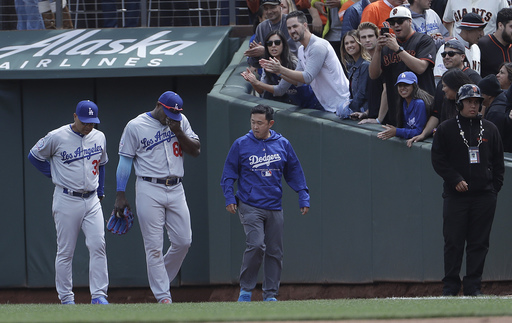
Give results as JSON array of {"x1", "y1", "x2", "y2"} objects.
[{"x1": 238, "y1": 201, "x2": 284, "y2": 299}]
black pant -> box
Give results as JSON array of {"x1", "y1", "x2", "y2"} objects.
[{"x1": 442, "y1": 191, "x2": 497, "y2": 296}]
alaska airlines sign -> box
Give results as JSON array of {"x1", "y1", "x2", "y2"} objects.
[{"x1": 0, "y1": 27, "x2": 232, "y2": 79}]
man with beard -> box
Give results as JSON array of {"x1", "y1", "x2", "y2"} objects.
[
  {"x1": 244, "y1": 0, "x2": 299, "y2": 68},
  {"x1": 259, "y1": 10, "x2": 350, "y2": 115},
  {"x1": 478, "y1": 8, "x2": 512, "y2": 78},
  {"x1": 369, "y1": 6, "x2": 436, "y2": 126}
]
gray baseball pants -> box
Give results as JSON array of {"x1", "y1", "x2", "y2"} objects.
[
  {"x1": 238, "y1": 201, "x2": 284, "y2": 300},
  {"x1": 136, "y1": 179, "x2": 192, "y2": 302},
  {"x1": 52, "y1": 186, "x2": 108, "y2": 303}
]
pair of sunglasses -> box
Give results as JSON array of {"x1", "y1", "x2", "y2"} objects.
[
  {"x1": 388, "y1": 18, "x2": 407, "y2": 25},
  {"x1": 265, "y1": 40, "x2": 282, "y2": 47},
  {"x1": 441, "y1": 51, "x2": 463, "y2": 58}
]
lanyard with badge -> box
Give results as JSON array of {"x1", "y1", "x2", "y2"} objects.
[{"x1": 456, "y1": 115, "x2": 484, "y2": 164}]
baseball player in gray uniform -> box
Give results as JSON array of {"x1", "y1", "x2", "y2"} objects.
[
  {"x1": 27, "y1": 100, "x2": 109, "y2": 305},
  {"x1": 114, "y1": 91, "x2": 200, "y2": 304}
]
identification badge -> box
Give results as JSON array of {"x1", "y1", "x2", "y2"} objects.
[{"x1": 468, "y1": 146, "x2": 480, "y2": 164}]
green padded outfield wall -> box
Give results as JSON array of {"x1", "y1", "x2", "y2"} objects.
[
  {"x1": 0, "y1": 80, "x2": 26, "y2": 287},
  {"x1": 1, "y1": 27, "x2": 238, "y2": 288},
  {"x1": 206, "y1": 39, "x2": 512, "y2": 285},
  {"x1": 4, "y1": 29, "x2": 512, "y2": 291}
]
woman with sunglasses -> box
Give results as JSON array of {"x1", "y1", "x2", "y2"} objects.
[
  {"x1": 496, "y1": 62, "x2": 512, "y2": 90},
  {"x1": 338, "y1": 29, "x2": 371, "y2": 119},
  {"x1": 241, "y1": 30, "x2": 322, "y2": 109}
]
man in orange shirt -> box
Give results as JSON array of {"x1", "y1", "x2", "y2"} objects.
[{"x1": 361, "y1": 0, "x2": 407, "y2": 30}]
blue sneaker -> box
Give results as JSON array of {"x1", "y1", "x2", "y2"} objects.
[
  {"x1": 237, "y1": 290, "x2": 252, "y2": 302},
  {"x1": 264, "y1": 297, "x2": 278, "y2": 301},
  {"x1": 91, "y1": 296, "x2": 109, "y2": 304},
  {"x1": 61, "y1": 300, "x2": 75, "y2": 305}
]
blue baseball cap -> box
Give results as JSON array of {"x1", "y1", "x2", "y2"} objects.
[
  {"x1": 395, "y1": 71, "x2": 418, "y2": 86},
  {"x1": 76, "y1": 100, "x2": 100, "y2": 124},
  {"x1": 159, "y1": 91, "x2": 183, "y2": 121}
]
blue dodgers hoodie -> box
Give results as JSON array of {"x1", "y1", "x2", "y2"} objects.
[{"x1": 221, "y1": 130, "x2": 310, "y2": 211}]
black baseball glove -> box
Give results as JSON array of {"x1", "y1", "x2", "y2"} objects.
[{"x1": 107, "y1": 207, "x2": 134, "y2": 235}]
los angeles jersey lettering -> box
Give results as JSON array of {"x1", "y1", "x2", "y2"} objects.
[
  {"x1": 30, "y1": 125, "x2": 108, "y2": 192},
  {"x1": 119, "y1": 112, "x2": 198, "y2": 178}
]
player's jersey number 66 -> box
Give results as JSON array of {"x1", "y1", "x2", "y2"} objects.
[{"x1": 173, "y1": 142, "x2": 183, "y2": 157}]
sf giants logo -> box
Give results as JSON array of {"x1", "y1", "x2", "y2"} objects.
[
  {"x1": 382, "y1": 49, "x2": 416, "y2": 66},
  {"x1": 453, "y1": 9, "x2": 492, "y2": 23}
]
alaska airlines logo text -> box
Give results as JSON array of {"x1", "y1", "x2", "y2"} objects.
[{"x1": 0, "y1": 30, "x2": 196, "y2": 70}]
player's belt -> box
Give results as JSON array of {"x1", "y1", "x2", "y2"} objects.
[
  {"x1": 142, "y1": 177, "x2": 183, "y2": 186},
  {"x1": 63, "y1": 188, "x2": 96, "y2": 198}
]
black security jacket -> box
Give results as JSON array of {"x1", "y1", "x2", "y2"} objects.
[
  {"x1": 485, "y1": 91, "x2": 512, "y2": 153},
  {"x1": 431, "y1": 113, "x2": 505, "y2": 195}
]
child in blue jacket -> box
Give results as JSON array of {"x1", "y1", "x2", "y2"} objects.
[{"x1": 377, "y1": 71, "x2": 433, "y2": 140}]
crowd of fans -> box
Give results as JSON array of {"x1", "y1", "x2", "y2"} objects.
[
  {"x1": 7, "y1": 0, "x2": 512, "y2": 153},
  {"x1": 242, "y1": 0, "x2": 512, "y2": 152}
]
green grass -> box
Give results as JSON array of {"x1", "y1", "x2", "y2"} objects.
[{"x1": 1, "y1": 298, "x2": 512, "y2": 322}]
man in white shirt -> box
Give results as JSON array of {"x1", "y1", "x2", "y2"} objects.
[
  {"x1": 442, "y1": 0, "x2": 508, "y2": 39},
  {"x1": 434, "y1": 13, "x2": 485, "y2": 83},
  {"x1": 260, "y1": 10, "x2": 350, "y2": 115}
]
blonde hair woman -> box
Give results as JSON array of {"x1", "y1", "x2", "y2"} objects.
[{"x1": 337, "y1": 29, "x2": 371, "y2": 119}]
